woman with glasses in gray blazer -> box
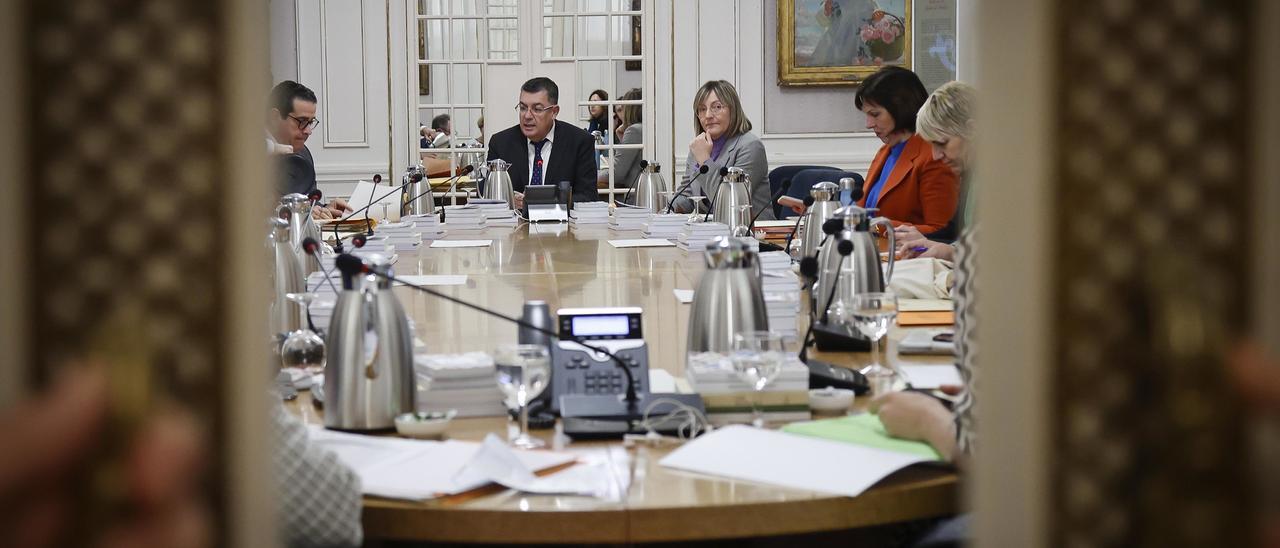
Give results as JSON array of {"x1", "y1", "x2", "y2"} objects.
[{"x1": 671, "y1": 80, "x2": 772, "y2": 220}]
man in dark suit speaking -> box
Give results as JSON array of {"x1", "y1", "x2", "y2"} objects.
[{"x1": 486, "y1": 77, "x2": 600, "y2": 208}]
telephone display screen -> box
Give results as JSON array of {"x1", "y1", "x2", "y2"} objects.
[{"x1": 570, "y1": 315, "x2": 630, "y2": 337}]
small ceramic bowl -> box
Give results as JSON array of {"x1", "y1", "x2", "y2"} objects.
[
  {"x1": 394, "y1": 410, "x2": 457, "y2": 439},
  {"x1": 809, "y1": 387, "x2": 856, "y2": 414}
]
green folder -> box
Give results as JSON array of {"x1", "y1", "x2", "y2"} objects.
[{"x1": 781, "y1": 414, "x2": 943, "y2": 460}]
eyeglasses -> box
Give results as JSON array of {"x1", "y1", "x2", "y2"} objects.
[
  {"x1": 289, "y1": 115, "x2": 320, "y2": 130},
  {"x1": 697, "y1": 103, "x2": 727, "y2": 117},
  {"x1": 515, "y1": 104, "x2": 557, "y2": 116}
]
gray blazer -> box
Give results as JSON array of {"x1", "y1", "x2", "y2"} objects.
[
  {"x1": 674, "y1": 131, "x2": 772, "y2": 220},
  {"x1": 613, "y1": 123, "x2": 644, "y2": 192}
]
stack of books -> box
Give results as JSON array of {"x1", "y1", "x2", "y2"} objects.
[
  {"x1": 686, "y1": 352, "x2": 811, "y2": 426},
  {"x1": 442, "y1": 205, "x2": 486, "y2": 232},
  {"x1": 642, "y1": 214, "x2": 688, "y2": 239},
  {"x1": 414, "y1": 352, "x2": 507, "y2": 418},
  {"x1": 569, "y1": 202, "x2": 610, "y2": 226},
  {"x1": 675, "y1": 222, "x2": 730, "y2": 251},
  {"x1": 469, "y1": 198, "x2": 518, "y2": 228},
  {"x1": 609, "y1": 205, "x2": 652, "y2": 231},
  {"x1": 760, "y1": 251, "x2": 802, "y2": 337}
]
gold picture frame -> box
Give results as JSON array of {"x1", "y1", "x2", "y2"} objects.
[{"x1": 778, "y1": 0, "x2": 912, "y2": 87}]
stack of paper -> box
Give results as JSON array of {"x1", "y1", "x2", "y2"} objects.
[
  {"x1": 759, "y1": 251, "x2": 801, "y2": 336},
  {"x1": 398, "y1": 214, "x2": 447, "y2": 240},
  {"x1": 642, "y1": 213, "x2": 688, "y2": 239},
  {"x1": 686, "y1": 352, "x2": 810, "y2": 425},
  {"x1": 675, "y1": 222, "x2": 731, "y2": 251},
  {"x1": 469, "y1": 198, "x2": 518, "y2": 228},
  {"x1": 415, "y1": 352, "x2": 507, "y2": 417},
  {"x1": 365, "y1": 230, "x2": 422, "y2": 251},
  {"x1": 569, "y1": 202, "x2": 610, "y2": 225},
  {"x1": 442, "y1": 205, "x2": 486, "y2": 232},
  {"x1": 609, "y1": 205, "x2": 652, "y2": 231}
]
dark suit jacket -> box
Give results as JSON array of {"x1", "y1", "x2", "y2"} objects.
[
  {"x1": 277, "y1": 145, "x2": 317, "y2": 197},
  {"x1": 485, "y1": 120, "x2": 600, "y2": 202}
]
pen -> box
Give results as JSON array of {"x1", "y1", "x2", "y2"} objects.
[{"x1": 911, "y1": 246, "x2": 927, "y2": 253}]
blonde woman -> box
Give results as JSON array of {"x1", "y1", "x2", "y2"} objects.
[
  {"x1": 671, "y1": 80, "x2": 772, "y2": 219},
  {"x1": 604, "y1": 88, "x2": 644, "y2": 195}
]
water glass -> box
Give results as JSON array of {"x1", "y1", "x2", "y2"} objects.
[
  {"x1": 281, "y1": 293, "x2": 325, "y2": 375},
  {"x1": 849, "y1": 292, "x2": 900, "y2": 394},
  {"x1": 731, "y1": 331, "x2": 787, "y2": 427},
  {"x1": 494, "y1": 344, "x2": 551, "y2": 449},
  {"x1": 731, "y1": 204, "x2": 752, "y2": 237},
  {"x1": 687, "y1": 195, "x2": 707, "y2": 222}
]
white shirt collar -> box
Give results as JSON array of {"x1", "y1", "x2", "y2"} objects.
[{"x1": 530, "y1": 124, "x2": 556, "y2": 146}]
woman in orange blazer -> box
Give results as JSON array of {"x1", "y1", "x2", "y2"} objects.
[{"x1": 855, "y1": 67, "x2": 959, "y2": 235}]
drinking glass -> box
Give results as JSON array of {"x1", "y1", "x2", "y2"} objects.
[
  {"x1": 731, "y1": 204, "x2": 752, "y2": 237},
  {"x1": 658, "y1": 190, "x2": 675, "y2": 213},
  {"x1": 849, "y1": 292, "x2": 900, "y2": 395},
  {"x1": 686, "y1": 195, "x2": 707, "y2": 223},
  {"x1": 731, "y1": 331, "x2": 787, "y2": 428},
  {"x1": 494, "y1": 344, "x2": 552, "y2": 449},
  {"x1": 281, "y1": 293, "x2": 325, "y2": 375}
]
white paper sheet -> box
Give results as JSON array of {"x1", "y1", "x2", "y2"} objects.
[
  {"x1": 430, "y1": 239, "x2": 493, "y2": 248},
  {"x1": 346, "y1": 180, "x2": 401, "y2": 220},
  {"x1": 648, "y1": 369, "x2": 678, "y2": 393},
  {"x1": 659, "y1": 425, "x2": 931, "y2": 498},
  {"x1": 608, "y1": 239, "x2": 675, "y2": 248},
  {"x1": 752, "y1": 220, "x2": 797, "y2": 228},
  {"x1": 453, "y1": 435, "x2": 618, "y2": 498},
  {"x1": 899, "y1": 298, "x2": 953, "y2": 312},
  {"x1": 393, "y1": 275, "x2": 468, "y2": 287},
  {"x1": 900, "y1": 365, "x2": 964, "y2": 389},
  {"x1": 673, "y1": 289, "x2": 695, "y2": 304},
  {"x1": 310, "y1": 427, "x2": 576, "y2": 500}
]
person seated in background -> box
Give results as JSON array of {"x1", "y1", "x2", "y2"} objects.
[
  {"x1": 267, "y1": 80, "x2": 351, "y2": 219},
  {"x1": 430, "y1": 113, "x2": 453, "y2": 149},
  {"x1": 419, "y1": 125, "x2": 436, "y2": 150},
  {"x1": 855, "y1": 67, "x2": 958, "y2": 235},
  {"x1": 473, "y1": 115, "x2": 485, "y2": 147},
  {"x1": 584, "y1": 89, "x2": 610, "y2": 167},
  {"x1": 485, "y1": 77, "x2": 601, "y2": 209},
  {"x1": 599, "y1": 88, "x2": 644, "y2": 197},
  {"x1": 671, "y1": 80, "x2": 772, "y2": 220},
  {"x1": 895, "y1": 82, "x2": 977, "y2": 263}
]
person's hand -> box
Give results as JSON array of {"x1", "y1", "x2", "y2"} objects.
[
  {"x1": 869, "y1": 391, "x2": 956, "y2": 459},
  {"x1": 311, "y1": 205, "x2": 334, "y2": 220},
  {"x1": 893, "y1": 223, "x2": 925, "y2": 243},
  {"x1": 328, "y1": 198, "x2": 353, "y2": 213},
  {"x1": 271, "y1": 143, "x2": 294, "y2": 156},
  {"x1": 513, "y1": 191, "x2": 524, "y2": 210},
  {"x1": 790, "y1": 203, "x2": 807, "y2": 215},
  {"x1": 689, "y1": 132, "x2": 713, "y2": 165},
  {"x1": 0, "y1": 367, "x2": 210, "y2": 548},
  {"x1": 897, "y1": 238, "x2": 954, "y2": 261}
]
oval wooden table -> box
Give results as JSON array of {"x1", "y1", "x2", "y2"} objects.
[{"x1": 292, "y1": 223, "x2": 959, "y2": 544}]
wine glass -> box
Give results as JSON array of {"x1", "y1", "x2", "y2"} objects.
[
  {"x1": 686, "y1": 195, "x2": 707, "y2": 223},
  {"x1": 281, "y1": 293, "x2": 326, "y2": 376},
  {"x1": 731, "y1": 331, "x2": 787, "y2": 428},
  {"x1": 848, "y1": 292, "x2": 900, "y2": 395},
  {"x1": 731, "y1": 204, "x2": 752, "y2": 237},
  {"x1": 494, "y1": 344, "x2": 551, "y2": 449}
]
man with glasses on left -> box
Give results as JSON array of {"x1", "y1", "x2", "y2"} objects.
[{"x1": 268, "y1": 80, "x2": 352, "y2": 219}]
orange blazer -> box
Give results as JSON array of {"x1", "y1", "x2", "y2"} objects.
[{"x1": 858, "y1": 133, "x2": 959, "y2": 235}]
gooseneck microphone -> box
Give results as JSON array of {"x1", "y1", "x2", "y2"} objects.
[
  {"x1": 331, "y1": 175, "x2": 419, "y2": 253},
  {"x1": 336, "y1": 254, "x2": 642, "y2": 405},
  {"x1": 402, "y1": 164, "x2": 475, "y2": 218},
  {"x1": 799, "y1": 237, "x2": 853, "y2": 363},
  {"x1": 783, "y1": 196, "x2": 816, "y2": 254},
  {"x1": 702, "y1": 166, "x2": 730, "y2": 222},
  {"x1": 747, "y1": 179, "x2": 792, "y2": 231},
  {"x1": 664, "y1": 164, "x2": 708, "y2": 214}
]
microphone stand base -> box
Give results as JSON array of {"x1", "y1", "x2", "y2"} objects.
[
  {"x1": 811, "y1": 321, "x2": 872, "y2": 352},
  {"x1": 559, "y1": 392, "x2": 706, "y2": 440}
]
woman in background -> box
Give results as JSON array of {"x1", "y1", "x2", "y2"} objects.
[
  {"x1": 855, "y1": 66, "x2": 958, "y2": 235},
  {"x1": 585, "y1": 89, "x2": 609, "y2": 167},
  {"x1": 672, "y1": 80, "x2": 772, "y2": 220},
  {"x1": 603, "y1": 88, "x2": 644, "y2": 198}
]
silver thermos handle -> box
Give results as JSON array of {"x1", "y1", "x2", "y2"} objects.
[{"x1": 871, "y1": 216, "x2": 896, "y2": 286}]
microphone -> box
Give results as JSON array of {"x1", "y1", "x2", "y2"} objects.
[
  {"x1": 436, "y1": 165, "x2": 479, "y2": 223},
  {"x1": 664, "y1": 164, "x2": 708, "y2": 214},
  {"x1": 783, "y1": 196, "x2": 816, "y2": 254},
  {"x1": 330, "y1": 175, "x2": 419, "y2": 253},
  {"x1": 338, "y1": 254, "x2": 642, "y2": 405},
  {"x1": 702, "y1": 166, "x2": 730, "y2": 222},
  {"x1": 747, "y1": 179, "x2": 792, "y2": 231},
  {"x1": 301, "y1": 237, "x2": 341, "y2": 296},
  {"x1": 618, "y1": 159, "x2": 648, "y2": 206},
  {"x1": 799, "y1": 236, "x2": 853, "y2": 363},
  {"x1": 402, "y1": 164, "x2": 475, "y2": 217},
  {"x1": 307, "y1": 189, "x2": 323, "y2": 205}
]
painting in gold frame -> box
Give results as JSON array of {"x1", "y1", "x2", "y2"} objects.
[{"x1": 778, "y1": 0, "x2": 912, "y2": 87}]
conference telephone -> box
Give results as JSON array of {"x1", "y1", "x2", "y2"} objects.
[{"x1": 546, "y1": 307, "x2": 649, "y2": 414}]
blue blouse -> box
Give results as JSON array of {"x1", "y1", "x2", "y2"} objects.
[{"x1": 865, "y1": 140, "x2": 908, "y2": 210}]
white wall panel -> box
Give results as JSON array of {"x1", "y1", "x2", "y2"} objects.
[{"x1": 319, "y1": 0, "x2": 369, "y2": 146}]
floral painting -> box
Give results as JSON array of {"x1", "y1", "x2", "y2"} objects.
[{"x1": 778, "y1": 0, "x2": 911, "y2": 86}]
